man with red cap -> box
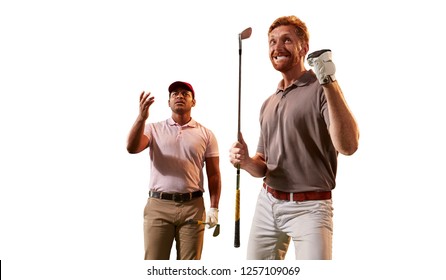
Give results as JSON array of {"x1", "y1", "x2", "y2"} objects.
[{"x1": 127, "y1": 81, "x2": 221, "y2": 260}]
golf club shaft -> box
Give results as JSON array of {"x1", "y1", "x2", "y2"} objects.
[{"x1": 234, "y1": 27, "x2": 251, "y2": 248}]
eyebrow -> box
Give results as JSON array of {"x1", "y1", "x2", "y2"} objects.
[{"x1": 170, "y1": 90, "x2": 192, "y2": 96}]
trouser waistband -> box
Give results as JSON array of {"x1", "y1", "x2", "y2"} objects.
[
  {"x1": 149, "y1": 190, "x2": 203, "y2": 202},
  {"x1": 263, "y1": 183, "x2": 331, "y2": 202}
]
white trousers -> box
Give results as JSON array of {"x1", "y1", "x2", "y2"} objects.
[{"x1": 247, "y1": 187, "x2": 333, "y2": 260}]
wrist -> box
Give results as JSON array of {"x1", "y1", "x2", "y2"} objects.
[
  {"x1": 136, "y1": 115, "x2": 148, "y2": 122},
  {"x1": 322, "y1": 79, "x2": 337, "y2": 87}
]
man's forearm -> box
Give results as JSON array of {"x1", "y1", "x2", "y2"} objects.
[
  {"x1": 241, "y1": 154, "x2": 267, "y2": 178},
  {"x1": 208, "y1": 175, "x2": 221, "y2": 209},
  {"x1": 127, "y1": 117, "x2": 148, "y2": 154},
  {"x1": 323, "y1": 81, "x2": 359, "y2": 155}
]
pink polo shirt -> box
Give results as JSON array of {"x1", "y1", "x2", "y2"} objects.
[{"x1": 144, "y1": 118, "x2": 219, "y2": 193}]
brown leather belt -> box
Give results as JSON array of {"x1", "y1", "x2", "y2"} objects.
[
  {"x1": 263, "y1": 183, "x2": 331, "y2": 202},
  {"x1": 149, "y1": 190, "x2": 203, "y2": 202}
]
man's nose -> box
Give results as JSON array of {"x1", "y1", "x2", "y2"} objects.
[{"x1": 274, "y1": 41, "x2": 285, "y2": 51}]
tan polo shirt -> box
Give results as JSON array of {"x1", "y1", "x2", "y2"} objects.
[{"x1": 257, "y1": 70, "x2": 337, "y2": 193}]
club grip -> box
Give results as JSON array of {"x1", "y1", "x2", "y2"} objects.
[
  {"x1": 234, "y1": 220, "x2": 240, "y2": 248},
  {"x1": 234, "y1": 188, "x2": 240, "y2": 248}
]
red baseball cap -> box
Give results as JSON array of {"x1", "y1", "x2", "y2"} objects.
[{"x1": 168, "y1": 81, "x2": 195, "y2": 98}]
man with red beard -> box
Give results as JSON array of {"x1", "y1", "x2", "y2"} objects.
[
  {"x1": 229, "y1": 16, "x2": 359, "y2": 259},
  {"x1": 127, "y1": 81, "x2": 221, "y2": 260}
]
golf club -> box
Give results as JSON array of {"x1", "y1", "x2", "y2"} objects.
[
  {"x1": 185, "y1": 219, "x2": 220, "y2": 237},
  {"x1": 235, "y1": 27, "x2": 252, "y2": 248}
]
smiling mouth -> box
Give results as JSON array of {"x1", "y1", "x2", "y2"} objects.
[{"x1": 273, "y1": 55, "x2": 289, "y2": 62}]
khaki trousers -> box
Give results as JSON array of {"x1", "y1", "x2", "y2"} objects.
[{"x1": 143, "y1": 196, "x2": 205, "y2": 260}]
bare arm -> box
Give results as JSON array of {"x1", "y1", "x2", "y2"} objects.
[
  {"x1": 229, "y1": 132, "x2": 267, "y2": 178},
  {"x1": 126, "y1": 91, "x2": 155, "y2": 154},
  {"x1": 323, "y1": 81, "x2": 359, "y2": 155},
  {"x1": 205, "y1": 156, "x2": 221, "y2": 208}
]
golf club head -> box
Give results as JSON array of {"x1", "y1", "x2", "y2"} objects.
[
  {"x1": 239, "y1": 27, "x2": 252, "y2": 51},
  {"x1": 240, "y1": 27, "x2": 252, "y2": 40},
  {"x1": 212, "y1": 224, "x2": 220, "y2": 237}
]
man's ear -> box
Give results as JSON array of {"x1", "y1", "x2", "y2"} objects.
[
  {"x1": 299, "y1": 43, "x2": 309, "y2": 56},
  {"x1": 192, "y1": 99, "x2": 196, "y2": 107}
]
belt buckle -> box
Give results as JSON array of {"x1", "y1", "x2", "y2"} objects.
[{"x1": 150, "y1": 190, "x2": 158, "y2": 199}]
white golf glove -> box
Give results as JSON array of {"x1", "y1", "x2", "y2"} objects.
[
  {"x1": 307, "y1": 49, "x2": 336, "y2": 85},
  {"x1": 205, "y1": 208, "x2": 219, "y2": 229}
]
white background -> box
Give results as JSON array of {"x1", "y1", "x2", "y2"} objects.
[{"x1": 1, "y1": 0, "x2": 445, "y2": 279}]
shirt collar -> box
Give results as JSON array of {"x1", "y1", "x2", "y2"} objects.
[
  {"x1": 274, "y1": 70, "x2": 317, "y2": 94},
  {"x1": 167, "y1": 117, "x2": 197, "y2": 128}
]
